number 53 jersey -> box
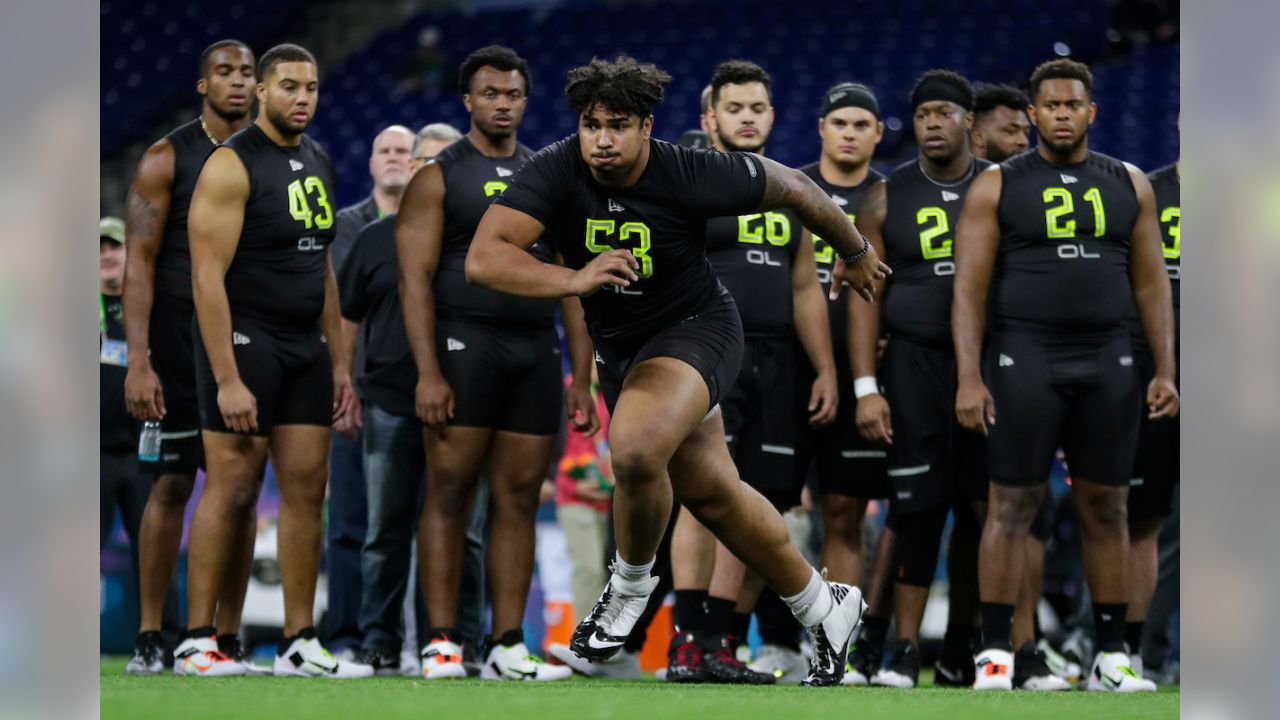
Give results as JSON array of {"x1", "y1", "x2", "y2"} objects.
[
  {"x1": 494, "y1": 135, "x2": 767, "y2": 353},
  {"x1": 220, "y1": 124, "x2": 337, "y2": 331},
  {"x1": 993, "y1": 150, "x2": 1141, "y2": 338}
]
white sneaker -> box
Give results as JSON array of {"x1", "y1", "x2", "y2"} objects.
[
  {"x1": 125, "y1": 635, "x2": 164, "y2": 675},
  {"x1": 218, "y1": 635, "x2": 272, "y2": 676},
  {"x1": 173, "y1": 636, "x2": 245, "y2": 677},
  {"x1": 1087, "y1": 651, "x2": 1157, "y2": 692},
  {"x1": 421, "y1": 636, "x2": 468, "y2": 679},
  {"x1": 800, "y1": 581, "x2": 866, "y2": 686},
  {"x1": 839, "y1": 661, "x2": 870, "y2": 686},
  {"x1": 569, "y1": 570, "x2": 660, "y2": 662},
  {"x1": 1038, "y1": 639, "x2": 1082, "y2": 683},
  {"x1": 274, "y1": 634, "x2": 374, "y2": 678},
  {"x1": 749, "y1": 644, "x2": 809, "y2": 684},
  {"x1": 549, "y1": 642, "x2": 642, "y2": 679},
  {"x1": 481, "y1": 642, "x2": 572, "y2": 681},
  {"x1": 973, "y1": 648, "x2": 1014, "y2": 690},
  {"x1": 1014, "y1": 641, "x2": 1071, "y2": 691}
]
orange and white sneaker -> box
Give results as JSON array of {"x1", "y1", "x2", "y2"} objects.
[
  {"x1": 973, "y1": 648, "x2": 1014, "y2": 690},
  {"x1": 421, "y1": 636, "x2": 467, "y2": 680},
  {"x1": 173, "y1": 636, "x2": 245, "y2": 677}
]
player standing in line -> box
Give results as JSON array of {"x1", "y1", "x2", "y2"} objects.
[
  {"x1": 122, "y1": 39, "x2": 264, "y2": 675},
  {"x1": 467, "y1": 55, "x2": 889, "y2": 686},
  {"x1": 952, "y1": 58, "x2": 1175, "y2": 692},
  {"x1": 175, "y1": 43, "x2": 372, "y2": 678},
  {"x1": 970, "y1": 83, "x2": 1031, "y2": 164},
  {"x1": 397, "y1": 46, "x2": 580, "y2": 681}
]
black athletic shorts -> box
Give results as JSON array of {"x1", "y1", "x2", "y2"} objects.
[
  {"x1": 985, "y1": 332, "x2": 1140, "y2": 488},
  {"x1": 195, "y1": 317, "x2": 333, "y2": 436},
  {"x1": 1129, "y1": 350, "x2": 1179, "y2": 521},
  {"x1": 807, "y1": 364, "x2": 890, "y2": 500},
  {"x1": 717, "y1": 337, "x2": 811, "y2": 510},
  {"x1": 594, "y1": 295, "x2": 744, "y2": 419},
  {"x1": 144, "y1": 295, "x2": 204, "y2": 473},
  {"x1": 435, "y1": 319, "x2": 562, "y2": 435},
  {"x1": 881, "y1": 337, "x2": 988, "y2": 513}
]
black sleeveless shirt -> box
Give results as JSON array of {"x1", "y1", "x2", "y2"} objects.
[
  {"x1": 705, "y1": 207, "x2": 801, "y2": 337},
  {"x1": 155, "y1": 118, "x2": 217, "y2": 301}
]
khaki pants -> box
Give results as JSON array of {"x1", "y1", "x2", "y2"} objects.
[{"x1": 557, "y1": 502, "x2": 610, "y2": 620}]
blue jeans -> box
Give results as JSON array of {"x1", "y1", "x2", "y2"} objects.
[
  {"x1": 325, "y1": 428, "x2": 366, "y2": 651},
  {"x1": 358, "y1": 401, "x2": 488, "y2": 657}
]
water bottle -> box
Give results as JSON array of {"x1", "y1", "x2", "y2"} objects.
[{"x1": 139, "y1": 420, "x2": 162, "y2": 463}]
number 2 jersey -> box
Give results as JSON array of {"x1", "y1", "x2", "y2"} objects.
[
  {"x1": 993, "y1": 150, "x2": 1140, "y2": 340},
  {"x1": 494, "y1": 136, "x2": 767, "y2": 354},
  {"x1": 880, "y1": 158, "x2": 991, "y2": 346},
  {"x1": 219, "y1": 124, "x2": 337, "y2": 331}
]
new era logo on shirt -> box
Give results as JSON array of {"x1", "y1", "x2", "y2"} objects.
[
  {"x1": 447, "y1": 338, "x2": 466, "y2": 352},
  {"x1": 289, "y1": 159, "x2": 305, "y2": 172},
  {"x1": 831, "y1": 194, "x2": 849, "y2": 207},
  {"x1": 232, "y1": 332, "x2": 251, "y2": 346},
  {"x1": 607, "y1": 198, "x2": 626, "y2": 213},
  {"x1": 1119, "y1": 355, "x2": 1134, "y2": 366},
  {"x1": 942, "y1": 191, "x2": 960, "y2": 202},
  {"x1": 496, "y1": 166, "x2": 513, "y2": 177},
  {"x1": 1060, "y1": 173, "x2": 1078, "y2": 184},
  {"x1": 998, "y1": 354, "x2": 1014, "y2": 367}
]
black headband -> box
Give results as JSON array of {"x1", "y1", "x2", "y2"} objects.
[
  {"x1": 911, "y1": 76, "x2": 974, "y2": 111},
  {"x1": 821, "y1": 83, "x2": 880, "y2": 119}
]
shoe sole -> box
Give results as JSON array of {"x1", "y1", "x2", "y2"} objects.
[{"x1": 422, "y1": 665, "x2": 468, "y2": 680}]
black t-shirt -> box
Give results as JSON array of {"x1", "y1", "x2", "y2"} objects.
[
  {"x1": 880, "y1": 157, "x2": 992, "y2": 347},
  {"x1": 705, "y1": 207, "x2": 801, "y2": 337},
  {"x1": 338, "y1": 215, "x2": 416, "y2": 418},
  {"x1": 434, "y1": 137, "x2": 556, "y2": 329},
  {"x1": 1131, "y1": 163, "x2": 1181, "y2": 355},
  {"x1": 220, "y1": 124, "x2": 338, "y2": 331},
  {"x1": 799, "y1": 162, "x2": 883, "y2": 366},
  {"x1": 993, "y1": 150, "x2": 1140, "y2": 339},
  {"x1": 155, "y1": 118, "x2": 218, "y2": 301},
  {"x1": 100, "y1": 292, "x2": 139, "y2": 452},
  {"x1": 495, "y1": 136, "x2": 767, "y2": 355}
]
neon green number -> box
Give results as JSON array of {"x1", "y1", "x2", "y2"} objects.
[
  {"x1": 1043, "y1": 187, "x2": 1076, "y2": 238},
  {"x1": 917, "y1": 207, "x2": 952, "y2": 259},
  {"x1": 585, "y1": 219, "x2": 615, "y2": 253},
  {"x1": 812, "y1": 213, "x2": 855, "y2": 264},
  {"x1": 765, "y1": 212, "x2": 790, "y2": 247},
  {"x1": 288, "y1": 179, "x2": 312, "y2": 229},
  {"x1": 620, "y1": 222, "x2": 653, "y2": 278},
  {"x1": 304, "y1": 176, "x2": 334, "y2": 229},
  {"x1": 1083, "y1": 187, "x2": 1105, "y2": 237},
  {"x1": 1160, "y1": 206, "x2": 1181, "y2": 259},
  {"x1": 737, "y1": 214, "x2": 765, "y2": 244},
  {"x1": 484, "y1": 180, "x2": 509, "y2": 197}
]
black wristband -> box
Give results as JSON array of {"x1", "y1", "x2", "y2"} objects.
[{"x1": 839, "y1": 241, "x2": 871, "y2": 265}]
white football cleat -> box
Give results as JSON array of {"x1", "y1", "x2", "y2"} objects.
[
  {"x1": 274, "y1": 632, "x2": 373, "y2": 678},
  {"x1": 1087, "y1": 651, "x2": 1157, "y2": 692},
  {"x1": 549, "y1": 642, "x2": 642, "y2": 679},
  {"x1": 421, "y1": 636, "x2": 468, "y2": 679},
  {"x1": 748, "y1": 644, "x2": 809, "y2": 684},
  {"x1": 569, "y1": 570, "x2": 660, "y2": 662},
  {"x1": 973, "y1": 648, "x2": 1014, "y2": 690},
  {"x1": 173, "y1": 636, "x2": 245, "y2": 677},
  {"x1": 800, "y1": 581, "x2": 866, "y2": 686},
  {"x1": 481, "y1": 642, "x2": 572, "y2": 681},
  {"x1": 1037, "y1": 639, "x2": 1082, "y2": 683}
]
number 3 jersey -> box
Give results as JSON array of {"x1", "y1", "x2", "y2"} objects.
[
  {"x1": 220, "y1": 124, "x2": 337, "y2": 331},
  {"x1": 494, "y1": 136, "x2": 767, "y2": 352},
  {"x1": 880, "y1": 157, "x2": 991, "y2": 346},
  {"x1": 993, "y1": 150, "x2": 1140, "y2": 338}
]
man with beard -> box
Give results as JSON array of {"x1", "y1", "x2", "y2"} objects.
[
  {"x1": 663, "y1": 60, "x2": 835, "y2": 685},
  {"x1": 174, "y1": 43, "x2": 371, "y2": 678},
  {"x1": 323, "y1": 124, "x2": 416, "y2": 659},
  {"x1": 953, "y1": 58, "x2": 1175, "y2": 692},
  {"x1": 397, "y1": 45, "x2": 579, "y2": 681},
  {"x1": 121, "y1": 39, "x2": 264, "y2": 675},
  {"x1": 970, "y1": 83, "x2": 1032, "y2": 164}
]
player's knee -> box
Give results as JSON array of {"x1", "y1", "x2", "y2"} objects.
[
  {"x1": 989, "y1": 492, "x2": 1039, "y2": 538},
  {"x1": 151, "y1": 473, "x2": 195, "y2": 507},
  {"x1": 1077, "y1": 489, "x2": 1127, "y2": 536},
  {"x1": 609, "y1": 443, "x2": 667, "y2": 486},
  {"x1": 492, "y1": 482, "x2": 541, "y2": 519},
  {"x1": 823, "y1": 495, "x2": 862, "y2": 538}
]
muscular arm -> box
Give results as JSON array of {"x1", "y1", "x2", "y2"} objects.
[
  {"x1": 189, "y1": 147, "x2": 249, "y2": 386},
  {"x1": 560, "y1": 291, "x2": 601, "y2": 435},
  {"x1": 850, "y1": 182, "x2": 888, "y2": 379},
  {"x1": 397, "y1": 163, "x2": 448, "y2": 382},
  {"x1": 792, "y1": 229, "x2": 835, "y2": 376},
  {"x1": 121, "y1": 140, "x2": 174, "y2": 419},
  {"x1": 1126, "y1": 165, "x2": 1179, "y2": 417},
  {"x1": 951, "y1": 166, "x2": 1002, "y2": 433},
  {"x1": 321, "y1": 254, "x2": 346, "y2": 374},
  {"x1": 339, "y1": 318, "x2": 359, "y2": 372}
]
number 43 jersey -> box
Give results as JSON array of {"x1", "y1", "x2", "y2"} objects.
[
  {"x1": 993, "y1": 150, "x2": 1141, "y2": 338},
  {"x1": 495, "y1": 136, "x2": 767, "y2": 351},
  {"x1": 880, "y1": 157, "x2": 991, "y2": 346},
  {"x1": 220, "y1": 124, "x2": 337, "y2": 331}
]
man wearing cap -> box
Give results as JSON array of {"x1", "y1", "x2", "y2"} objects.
[{"x1": 100, "y1": 218, "x2": 181, "y2": 654}]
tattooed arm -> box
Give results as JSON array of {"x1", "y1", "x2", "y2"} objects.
[{"x1": 122, "y1": 138, "x2": 175, "y2": 421}]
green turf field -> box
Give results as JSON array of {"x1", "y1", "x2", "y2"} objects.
[{"x1": 101, "y1": 657, "x2": 1179, "y2": 720}]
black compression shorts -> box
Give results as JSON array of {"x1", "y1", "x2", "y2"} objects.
[
  {"x1": 143, "y1": 296, "x2": 203, "y2": 473},
  {"x1": 807, "y1": 364, "x2": 890, "y2": 500},
  {"x1": 435, "y1": 319, "x2": 562, "y2": 435},
  {"x1": 195, "y1": 318, "x2": 333, "y2": 436},
  {"x1": 1129, "y1": 351, "x2": 1179, "y2": 521}
]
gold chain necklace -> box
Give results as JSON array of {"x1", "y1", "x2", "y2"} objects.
[{"x1": 200, "y1": 117, "x2": 219, "y2": 145}]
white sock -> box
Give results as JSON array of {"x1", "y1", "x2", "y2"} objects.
[
  {"x1": 613, "y1": 552, "x2": 655, "y2": 582},
  {"x1": 782, "y1": 569, "x2": 832, "y2": 628}
]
